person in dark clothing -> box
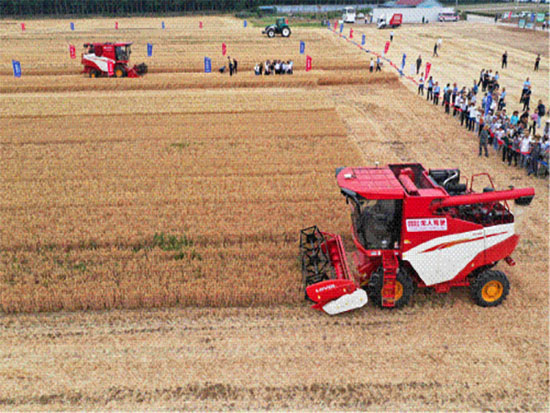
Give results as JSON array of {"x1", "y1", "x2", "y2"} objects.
[
  {"x1": 528, "y1": 139, "x2": 541, "y2": 176},
  {"x1": 479, "y1": 125, "x2": 489, "y2": 157},
  {"x1": 233, "y1": 58, "x2": 238, "y2": 74},
  {"x1": 433, "y1": 43, "x2": 438, "y2": 57},
  {"x1": 534, "y1": 54, "x2": 540, "y2": 71},
  {"x1": 433, "y1": 82, "x2": 440, "y2": 105},
  {"x1": 426, "y1": 76, "x2": 433, "y2": 101},
  {"x1": 228, "y1": 57, "x2": 233, "y2": 76},
  {"x1": 502, "y1": 51, "x2": 508, "y2": 68},
  {"x1": 443, "y1": 87, "x2": 451, "y2": 114},
  {"x1": 416, "y1": 55, "x2": 422, "y2": 74},
  {"x1": 522, "y1": 86, "x2": 531, "y2": 111}
]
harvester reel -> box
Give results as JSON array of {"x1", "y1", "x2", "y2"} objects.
[
  {"x1": 300, "y1": 226, "x2": 332, "y2": 294},
  {"x1": 135, "y1": 63, "x2": 148, "y2": 75}
]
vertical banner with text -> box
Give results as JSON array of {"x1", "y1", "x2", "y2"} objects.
[
  {"x1": 107, "y1": 61, "x2": 114, "y2": 76},
  {"x1": 12, "y1": 60, "x2": 21, "y2": 77},
  {"x1": 384, "y1": 41, "x2": 390, "y2": 55},
  {"x1": 305, "y1": 55, "x2": 312, "y2": 72},
  {"x1": 147, "y1": 43, "x2": 153, "y2": 57},
  {"x1": 204, "y1": 57, "x2": 212, "y2": 73},
  {"x1": 222, "y1": 43, "x2": 227, "y2": 56},
  {"x1": 300, "y1": 41, "x2": 305, "y2": 54},
  {"x1": 362, "y1": 34, "x2": 365, "y2": 46}
]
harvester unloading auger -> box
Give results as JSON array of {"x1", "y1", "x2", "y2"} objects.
[{"x1": 300, "y1": 163, "x2": 535, "y2": 315}]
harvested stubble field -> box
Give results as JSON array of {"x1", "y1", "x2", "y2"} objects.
[{"x1": 0, "y1": 16, "x2": 548, "y2": 411}]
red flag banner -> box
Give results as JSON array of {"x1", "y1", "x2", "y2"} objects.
[
  {"x1": 199, "y1": 21, "x2": 203, "y2": 29},
  {"x1": 222, "y1": 43, "x2": 227, "y2": 56},
  {"x1": 333, "y1": 21, "x2": 338, "y2": 30},
  {"x1": 69, "y1": 44, "x2": 76, "y2": 59},
  {"x1": 108, "y1": 61, "x2": 114, "y2": 76},
  {"x1": 306, "y1": 55, "x2": 312, "y2": 72},
  {"x1": 384, "y1": 41, "x2": 390, "y2": 55},
  {"x1": 21, "y1": 22, "x2": 26, "y2": 31},
  {"x1": 425, "y1": 62, "x2": 431, "y2": 79},
  {"x1": 115, "y1": 21, "x2": 118, "y2": 30},
  {"x1": 350, "y1": 28, "x2": 353, "y2": 39}
]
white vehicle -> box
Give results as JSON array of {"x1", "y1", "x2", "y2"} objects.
[
  {"x1": 438, "y1": 12, "x2": 459, "y2": 22},
  {"x1": 342, "y1": 7, "x2": 356, "y2": 23}
]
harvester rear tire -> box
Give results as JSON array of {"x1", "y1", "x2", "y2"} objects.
[
  {"x1": 470, "y1": 270, "x2": 509, "y2": 307},
  {"x1": 366, "y1": 267, "x2": 413, "y2": 309}
]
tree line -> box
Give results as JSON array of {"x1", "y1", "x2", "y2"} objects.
[{"x1": 0, "y1": 0, "x2": 382, "y2": 17}]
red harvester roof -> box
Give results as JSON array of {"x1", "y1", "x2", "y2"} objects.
[{"x1": 337, "y1": 167, "x2": 404, "y2": 199}]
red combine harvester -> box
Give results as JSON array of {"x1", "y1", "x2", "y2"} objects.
[
  {"x1": 300, "y1": 164, "x2": 535, "y2": 315},
  {"x1": 81, "y1": 42, "x2": 147, "y2": 78}
]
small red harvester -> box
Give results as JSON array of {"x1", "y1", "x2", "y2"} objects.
[
  {"x1": 300, "y1": 164, "x2": 535, "y2": 315},
  {"x1": 81, "y1": 42, "x2": 147, "y2": 78}
]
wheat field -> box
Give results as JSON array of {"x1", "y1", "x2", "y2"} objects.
[{"x1": 0, "y1": 16, "x2": 548, "y2": 410}]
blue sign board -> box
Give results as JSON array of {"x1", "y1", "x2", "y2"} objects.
[
  {"x1": 162, "y1": 21, "x2": 165, "y2": 29},
  {"x1": 12, "y1": 60, "x2": 21, "y2": 77},
  {"x1": 339, "y1": 23, "x2": 343, "y2": 33},
  {"x1": 70, "y1": 22, "x2": 75, "y2": 31},
  {"x1": 147, "y1": 43, "x2": 153, "y2": 57},
  {"x1": 244, "y1": 20, "x2": 247, "y2": 27},
  {"x1": 362, "y1": 34, "x2": 365, "y2": 46},
  {"x1": 300, "y1": 41, "x2": 305, "y2": 54},
  {"x1": 204, "y1": 57, "x2": 211, "y2": 73}
]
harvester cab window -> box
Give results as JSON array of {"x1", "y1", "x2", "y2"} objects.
[
  {"x1": 87, "y1": 45, "x2": 94, "y2": 54},
  {"x1": 352, "y1": 199, "x2": 402, "y2": 250},
  {"x1": 115, "y1": 45, "x2": 130, "y2": 61}
]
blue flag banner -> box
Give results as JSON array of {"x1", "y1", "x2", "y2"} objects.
[
  {"x1": 162, "y1": 21, "x2": 165, "y2": 29},
  {"x1": 339, "y1": 23, "x2": 344, "y2": 33},
  {"x1": 244, "y1": 20, "x2": 247, "y2": 27},
  {"x1": 12, "y1": 60, "x2": 21, "y2": 77},
  {"x1": 147, "y1": 43, "x2": 153, "y2": 57},
  {"x1": 531, "y1": 13, "x2": 535, "y2": 22},
  {"x1": 485, "y1": 93, "x2": 493, "y2": 115},
  {"x1": 204, "y1": 57, "x2": 212, "y2": 73},
  {"x1": 70, "y1": 22, "x2": 75, "y2": 31},
  {"x1": 362, "y1": 34, "x2": 366, "y2": 45},
  {"x1": 300, "y1": 41, "x2": 305, "y2": 54},
  {"x1": 401, "y1": 53, "x2": 407, "y2": 71},
  {"x1": 327, "y1": 21, "x2": 330, "y2": 28}
]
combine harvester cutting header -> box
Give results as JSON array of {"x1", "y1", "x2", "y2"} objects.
[
  {"x1": 81, "y1": 42, "x2": 147, "y2": 78},
  {"x1": 300, "y1": 163, "x2": 535, "y2": 315}
]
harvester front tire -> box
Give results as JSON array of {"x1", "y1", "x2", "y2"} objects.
[
  {"x1": 89, "y1": 69, "x2": 100, "y2": 78},
  {"x1": 267, "y1": 29, "x2": 275, "y2": 38},
  {"x1": 470, "y1": 270, "x2": 509, "y2": 307},
  {"x1": 114, "y1": 65, "x2": 126, "y2": 78},
  {"x1": 282, "y1": 27, "x2": 291, "y2": 37},
  {"x1": 366, "y1": 267, "x2": 413, "y2": 309}
]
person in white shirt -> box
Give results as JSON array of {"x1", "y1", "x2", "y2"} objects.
[
  {"x1": 369, "y1": 58, "x2": 374, "y2": 73},
  {"x1": 520, "y1": 134, "x2": 533, "y2": 167},
  {"x1": 454, "y1": 94, "x2": 462, "y2": 117}
]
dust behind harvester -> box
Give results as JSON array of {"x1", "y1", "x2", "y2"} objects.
[{"x1": 301, "y1": 163, "x2": 535, "y2": 315}]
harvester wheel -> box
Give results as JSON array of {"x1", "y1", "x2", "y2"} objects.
[
  {"x1": 281, "y1": 27, "x2": 291, "y2": 37},
  {"x1": 366, "y1": 267, "x2": 413, "y2": 309},
  {"x1": 470, "y1": 270, "x2": 509, "y2": 307},
  {"x1": 267, "y1": 29, "x2": 275, "y2": 38},
  {"x1": 114, "y1": 65, "x2": 126, "y2": 78}
]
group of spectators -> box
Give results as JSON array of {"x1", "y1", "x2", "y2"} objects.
[
  {"x1": 254, "y1": 60, "x2": 293, "y2": 75},
  {"x1": 416, "y1": 67, "x2": 549, "y2": 178}
]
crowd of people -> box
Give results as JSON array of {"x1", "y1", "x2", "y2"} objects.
[
  {"x1": 219, "y1": 57, "x2": 238, "y2": 76},
  {"x1": 254, "y1": 59, "x2": 293, "y2": 75},
  {"x1": 416, "y1": 66, "x2": 549, "y2": 178}
]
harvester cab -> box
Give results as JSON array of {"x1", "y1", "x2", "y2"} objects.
[
  {"x1": 81, "y1": 42, "x2": 148, "y2": 78},
  {"x1": 262, "y1": 18, "x2": 292, "y2": 38},
  {"x1": 300, "y1": 164, "x2": 535, "y2": 315}
]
